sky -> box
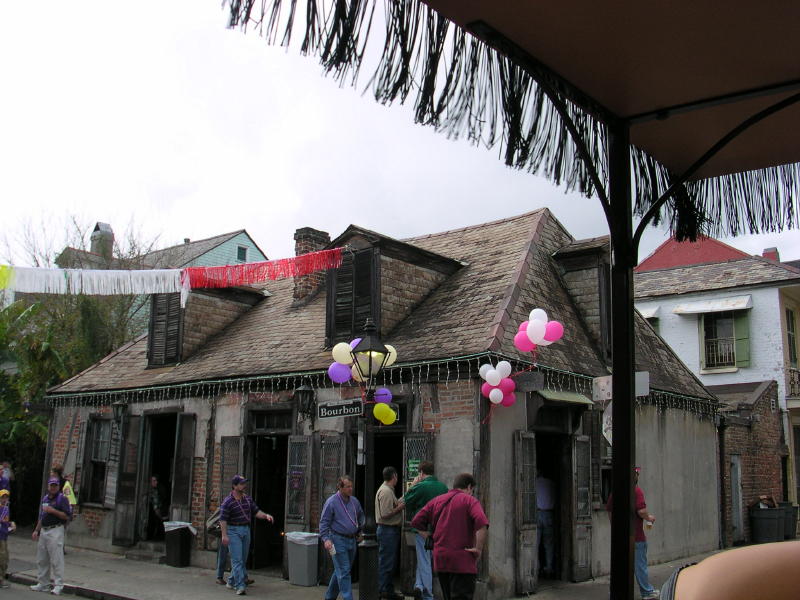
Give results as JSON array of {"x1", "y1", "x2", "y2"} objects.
[{"x1": 1, "y1": 0, "x2": 798, "y2": 266}]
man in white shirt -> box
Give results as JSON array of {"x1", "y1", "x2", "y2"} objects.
[{"x1": 376, "y1": 466, "x2": 405, "y2": 600}]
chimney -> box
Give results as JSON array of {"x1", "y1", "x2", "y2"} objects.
[
  {"x1": 184, "y1": 238, "x2": 191, "y2": 244},
  {"x1": 293, "y1": 227, "x2": 330, "y2": 301},
  {"x1": 90, "y1": 222, "x2": 114, "y2": 260},
  {"x1": 762, "y1": 247, "x2": 780, "y2": 261}
]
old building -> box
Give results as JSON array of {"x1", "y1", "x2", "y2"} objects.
[{"x1": 45, "y1": 210, "x2": 719, "y2": 597}]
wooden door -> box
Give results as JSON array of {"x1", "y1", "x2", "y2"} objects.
[
  {"x1": 112, "y1": 415, "x2": 143, "y2": 546},
  {"x1": 170, "y1": 413, "x2": 196, "y2": 521},
  {"x1": 571, "y1": 435, "x2": 592, "y2": 582},
  {"x1": 317, "y1": 433, "x2": 346, "y2": 583},
  {"x1": 514, "y1": 430, "x2": 538, "y2": 594}
]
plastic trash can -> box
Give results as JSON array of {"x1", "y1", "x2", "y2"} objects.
[
  {"x1": 164, "y1": 521, "x2": 196, "y2": 567},
  {"x1": 286, "y1": 532, "x2": 319, "y2": 586},
  {"x1": 749, "y1": 507, "x2": 783, "y2": 543}
]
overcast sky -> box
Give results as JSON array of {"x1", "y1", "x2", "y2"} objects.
[{"x1": 1, "y1": 0, "x2": 797, "y2": 266}]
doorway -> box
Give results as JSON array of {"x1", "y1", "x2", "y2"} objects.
[
  {"x1": 144, "y1": 413, "x2": 177, "y2": 540},
  {"x1": 249, "y1": 434, "x2": 289, "y2": 571},
  {"x1": 535, "y1": 433, "x2": 565, "y2": 584}
]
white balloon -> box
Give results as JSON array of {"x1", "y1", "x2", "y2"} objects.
[
  {"x1": 489, "y1": 388, "x2": 504, "y2": 404},
  {"x1": 496, "y1": 360, "x2": 512, "y2": 379},
  {"x1": 538, "y1": 338, "x2": 554, "y2": 346},
  {"x1": 479, "y1": 363, "x2": 493, "y2": 381},
  {"x1": 529, "y1": 308, "x2": 548, "y2": 323},
  {"x1": 527, "y1": 319, "x2": 547, "y2": 344},
  {"x1": 332, "y1": 342, "x2": 354, "y2": 365},
  {"x1": 485, "y1": 369, "x2": 501, "y2": 387},
  {"x1": 385, "y1": 344, "x2": 398, "y2": 366},
  {"x1": 351, "y1": 364, "x2": 364, "y2": 382}
]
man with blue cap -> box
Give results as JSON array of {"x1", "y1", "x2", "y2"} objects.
[{"x1": 30, "y1": 477, "x2": 72, "y2": 595}]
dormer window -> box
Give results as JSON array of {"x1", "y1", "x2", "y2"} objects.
[
  {"x1": 148, "y1": 292, "x2": 183, "y2": 367},
  {"x1": 237, "y1": 245, "x2": 248, "y2": 263},
  {"x1": 326, "y1": 248, "x2": 380, "y2": 345}
]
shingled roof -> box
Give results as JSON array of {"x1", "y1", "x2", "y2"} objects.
[
  {"x1": 635, "y1": 256, "x2": 800, "y2": 299},
  {"x1": 50, "y1": 210, "x2": 710, "y2": 400},
  {"x1": 143, "y1": 230, "x2": 266, "y2": 268}
]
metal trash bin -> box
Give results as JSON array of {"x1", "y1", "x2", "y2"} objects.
[
  {"x1": 778, "y1": 501, "x2": 798, "y2": 539},
  {"x1": 164, "y1": 521, "x2": 196, "y2": 567},
  {"x1": 286, "y1": 532, "x2": 319, "y2": 586},
  {"x1": 749, "y1": 507, "x2": 783, "y2": 543}
]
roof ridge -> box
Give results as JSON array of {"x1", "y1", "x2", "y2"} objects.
[
  {"x1": 635, "y1": 255, "x2": 758, "y2": 275},
  {"x1": 402, "y1": 208, "x2": 548, "y2": 243},
  {"x1": 146, "y1": 229, "x2": 245, "y2": 255}
]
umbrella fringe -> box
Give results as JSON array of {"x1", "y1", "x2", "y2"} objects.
[{"x1": 228, "y1": 0, "x2": 800, "y2": 240}]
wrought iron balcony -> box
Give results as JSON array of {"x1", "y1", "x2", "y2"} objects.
[
  {"x1": 789, "y1": 367, "x2": 800, "y2": 398},
  {"x1": 705, "y1": 337, "x2": 735, "y2": 368}
]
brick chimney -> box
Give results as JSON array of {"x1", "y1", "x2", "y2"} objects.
[
  {"x1": 762, "y1": 247, "x2": 780, "y2": 262},
  {"x1": 293, "y1": 227, "x2": 330, "y2": 301},
  {"x1": 90, "y1": 222, "x2": 114, "y2": 260}
]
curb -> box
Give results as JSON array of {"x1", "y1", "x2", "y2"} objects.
[{"x1": 9, "y1": 573, "x2": 136, "y2": 600}]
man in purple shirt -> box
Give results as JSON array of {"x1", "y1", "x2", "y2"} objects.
[
  {"x1": 30, "y1": 477, "x2": 72, "y2": 595},
  {"x1": 320, "y1": 475, "x2": 365, "y2": 600},
  {"x1": 220, "y1": 475, "x2": 274, "y2": 596}
]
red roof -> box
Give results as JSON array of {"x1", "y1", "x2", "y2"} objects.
[{"x1": 636, "y1": 236, "x2": 750, "y2": 272}]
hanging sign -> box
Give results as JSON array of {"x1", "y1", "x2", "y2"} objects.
[{"x1": 318, "y1": 399, "x2": 364, "y2": 419}]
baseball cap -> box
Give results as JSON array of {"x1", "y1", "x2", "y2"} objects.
[
  {"x1": 0, "y1": 489, "x2": 9, "y2": 496},
  {"x1": 48, "y1": 477, "x2": 60, "y2": 485},
  {"x1": 231, "y1": 475, "x2": 248, "y2": 486}
]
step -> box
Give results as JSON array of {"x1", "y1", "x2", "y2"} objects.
[{"x1": 124, "y1": 550, "x2": 166, "y2": 564}]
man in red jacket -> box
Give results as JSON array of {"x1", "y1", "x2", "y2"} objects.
[{"x1": 410, "y1": 473, "x2": 489, "y2": 600}]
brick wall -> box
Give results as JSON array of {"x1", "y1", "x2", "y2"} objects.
[
  {"x1": 381, "y1": 255, "x2": 448, "y2": 334},
  {"x1": 190, "y1": 456, "x2": 207, "y2": 548},
  {"x1": 293, "y1": 228, "x2": 330, "y2": 301},
  {"x1": 421, "y1": 380, "x2": 476, "y2": 432},
  {"x1": 721, "y1": 382, "x2": 784, "y2": 545},
  {"x1": 182, "y1": 292, "x2": 252, "y2": 359}
]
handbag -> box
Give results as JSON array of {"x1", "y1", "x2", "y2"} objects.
[
  {"x1": 425, "y1": 492, "x2": 456, "y2": 551},
  {"x1": 206, "y1": 507, "x2": 221, "y2": 537}
]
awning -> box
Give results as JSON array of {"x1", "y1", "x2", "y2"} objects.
[
  {"x1": 672, "y1": 295, "x2": 752, "y2": 314},
  {"x1": 539, "y1": 390, "x2": 593, "y2": 406},
  {"x1": 638, "y1": 306, "x2": 660, "y2": 319}
]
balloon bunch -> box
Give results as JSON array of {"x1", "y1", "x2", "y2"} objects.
[
  {"x1": 326, "y1": 339, "x2": 398, "y2": 384},
  {"x1": 513, "y1": 308, "x2": 564, "y2": 353},
  {"x1": 372, "y1": 388, "x2": 396, "y2": 425},
  {"x1": 479, "y1": 360, "x2": 517, "y2": 407}
]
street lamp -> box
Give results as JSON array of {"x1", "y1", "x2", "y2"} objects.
[
  {"x1": 350, "y1": 318, "x2": 389, "y2": 600},
  {"x1": 293, "y1": 381, "x2": 316, "y2": 422}
]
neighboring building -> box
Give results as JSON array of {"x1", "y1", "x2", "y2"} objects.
[
  {"x1": 44, "y1": 210, "x2": 719, "y2": 597},
  {"x1": 635, "y1": 238, "x2": 800, "y2": 514}
]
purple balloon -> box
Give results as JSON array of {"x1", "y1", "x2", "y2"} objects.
[
  {"x1": 328, "y1": 362, "x2": 352, "y2": 384},
  {"x1": 375, "y1": 387, "x2": 393, "y2": 403},
  {"x1": 349, "y1": 338, "x2": 362, "y2": 349}
]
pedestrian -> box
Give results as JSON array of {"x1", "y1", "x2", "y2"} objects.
[
  {"x1": 0, "y1": 462, "x2": 12, "y2": 492},
  {"x1": 320, "y1": 475, "x2": 365, "y2": 600},
  {"x1": 376, "y1": 466, "x2": 405, "y2": 600},
  {"x1": 410, "y1": 473, "x2": 489, "y2": 600},
  {"x1": 219, "y1": 475, "x2": 274, "y2": 596},
  {"x1": 402, "y1": 461, "x2": 448, "y2": 600},
  {"x1": 534, "y1": 471, "x2": 556, "y2": 578},
  {"x1": 0, "y1": 488, "x2": 17, "y2": 589},
  {"x1": 606, "y1": 466, "x2": 658, "y2": 599},
  {"x1": 50, "y1": 466, "x2": 77, "y2": 553},
  {"x1": 146, "y1": 475, "x2": 168, "y2": 540},
  {"x1": 30, "y1": 477, "x2": 72, "y2": 595}
]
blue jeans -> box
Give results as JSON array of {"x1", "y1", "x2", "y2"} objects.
[
  {"x1": 217, "y1": 541, "x2": 249, "y2": 581},
  {"x1": 377, "y1": 525, "x2": 400, "y2": 593},
  {"x1": 414, "y1": 532, "x2": 433, "y2": 600},
  {"x1": 227, "y1": 525, "x2": 251, "y2": 591},
  {"x1": 634, "y1": 541, "x2": 655, "y2": 596},
  {"x1": 536, "y1": 509, "x2": 555, "y2": 572},
  {"x1": 326, "y1": 534, "x2": 357, "y2": 600}
]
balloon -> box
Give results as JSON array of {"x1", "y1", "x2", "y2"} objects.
[
  {"x1": 498, "y1": 377, "x2": 516, "y2": 394},
  {"x1": 543, "y1": 320, "x2": 564, "y2": 342},
  {"x1": 514, "y1": 331, "x2": 536, "y2": 352},
  {"x1": 489, "y1": 388, "x2": 504, "y2": 404},
  {"x1": 485, "y1": 369, "x2": 501, "y2": 387},
  {"x1": 529, "y1": 308, "x2": 548, "y2": 323},
  {"x1": 518, "y1": 320, "x2": 529, "y2": 333},
  {"x1": 385, "y1": 344, "x2": 398, "y2": 366},
  {"x1": 538, "y1": 338, "x2": 554, "y2": 346},
  {"x1": 479, "y1": 363, "x2": 493, "y2": 380},
  {"x1": 381, "y1": 408, "x2": 397, "y2": 425},
  {"x1": 373, "y1": 403, "x2": 390, "y2": 420},
  {"x1": 332, "y1": 342, "x2": 354, "y2": 365},
  {"x1": 526, "y1": 319, "x2": 547, "y2": 344},
  {"x1": 351, "y1": 364, "x2": 364, "y2": 382},
  {"x1": 501, "y1": 393, "x2": 516, "y2": 407},
  {"x1": 328, "y1": 362, "x2": 352, "y2": 384},
  {"x1": 496, "y1": 360, "x2": 512, "y2": 378},
  {"x1": 349, "y1": 338, "x2": 362, "y2": 349},
  {"x1": 375, "y1": 387, "x2": 393, "y2": 403},
  {"x1": 481, "y1": 382, "x2": 494, "y2": 398}
]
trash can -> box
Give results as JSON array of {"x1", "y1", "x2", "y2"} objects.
[
  {"x1": 749, "y1": 507, "x2": 783, "y2": 543},
  {"x1": 286, "y1": 532, "x2": 319, "y2": 586},
  {"x1": 778, "y1": 501, "x2": 798, "y2": 539},
  {"x1": 164, "y1": 521, "x2": 196, "y2": 567}
]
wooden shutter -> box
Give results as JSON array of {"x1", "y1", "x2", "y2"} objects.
[
  {"x1": 148, "y1": 293, "x2": 182, "y2": 367},
  {"x1": 572, "y1": 435, "x2": 592, "y2": 582},
  {"x1": 586, "y1": 409, "x2": 603, "y2": 505},
  {"x1": 514, "y1": 430, "x2": 538, "y2": 594},
  {"x1": 112, "y1": 415, "x2": 143, "y2": 546},
  {"x1": 75, "y1": 420, "x2": 88, "y2": 502},
  {"x1": 286, "y1": 435, "x2": 312, "y2": 526},
  {"x1": 698, "y1": 314, "x2": 707, "y2": 369},
  {"x1": 326, "y1": 249, "x2": 378, "y2": 344},
  {"x1": 317, "y1": 434, "x2": 345, "y2": 584},
  {"x1": 352, "y1": 250, "x2": 376, "y2": 335},
  {"x1": 170, "y1": 413, "x2": 196, "y2": 520},
  {"x1": 220, "y1": 436, "x2": 241, "y2": 499},
  {"x1": 734, "y1": 310, "x2": 750, "y2": 368},
  {"x1": 104, "y1": 421, "x2": 122, "y2": 508}
]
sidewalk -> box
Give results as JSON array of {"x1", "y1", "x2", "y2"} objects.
[{"x1": 6, "y1": 530, "x2": 718, "y2": 600}]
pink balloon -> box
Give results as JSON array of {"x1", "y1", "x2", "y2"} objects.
[
  {"x1": 518, "y1": 320, "x2": 529, "y2": 333},
  {"x1": 501, "y1": 393, "x2": 516, "y2": 407},
  {"x1": 481, "y1": 382, "x2": 494, "y2": 398},
  {"x1": 514, "y1": 331, "x2": 536, "y2": 352},
  {"x1": 543, "y1": 321, "x2": 564, "y2": 342},
  {"x1": 498, "y1": 377, "x2": 516, "y2": 394}
]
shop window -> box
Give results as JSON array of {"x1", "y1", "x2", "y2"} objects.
[
  {"x1": 83, "y1": 418, "x2": 111, "y2": 504},
  {"x1": 326, "y1": 248, "x2": 379, "y2": 345},
  {"x1": 147, "y1": 293, "x2": 182, "y2": 367},
  {"x1": 700, "y1": 310, "x2": 749, "y2": 369}
]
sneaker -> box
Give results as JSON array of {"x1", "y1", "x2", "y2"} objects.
[
  {"x1": 226, "y1": 581, "x2": 235, "y2": 590},
  {"x1": 51, "y1": 586, "x2": 64, "y2": 596},
  {"x1": 642, "y1": 592, "x2": 660, "y2": 600},
  {"x1": 245, "y1": 578, "x2": 255, "y2": 585},
  {"x1": 236, "y1": 589, "x2": 246, "y2": 596},
  {"x1": 216, "y1": 578, "x2": 226, "y2": 585},
  {"x1": 30, "y1": 583, "x2": 51, "y2": 592}
]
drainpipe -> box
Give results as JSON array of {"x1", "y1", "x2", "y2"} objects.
[{"x1": 717, "y1": 414, "x2": 727, "y2": 548}]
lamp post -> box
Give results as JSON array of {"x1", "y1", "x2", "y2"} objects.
[
  {"x1": 293, "y1": 381, "x2": 316, "y2": 423},
  {"x1": 350, "y1": 318, "x2": 390, "y2": 600}
]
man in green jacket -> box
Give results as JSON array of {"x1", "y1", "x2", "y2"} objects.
[{"x1": 403, "y1": 461, "x2": 448, "y2": 600}]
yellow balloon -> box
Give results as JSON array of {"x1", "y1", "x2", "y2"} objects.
[
  {"x1": 381, "y1": 408, "x2": 397, "y2": 425},
  {"x1": 332, "y1": 342, "x2": 354, "y2": 365},
  {"x1": 373, "y1": 403, "x2": 390, "y2": 420}
]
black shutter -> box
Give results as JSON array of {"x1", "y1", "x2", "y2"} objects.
[
  {"x1": 352, "y1": 251, "x2": 374, "y2": 334},
  {"x1": 148, "y1": 293, "x2": 182, "y2": 367},
  {"x1": 327, "y1": 249, "x2": 378, "y2": 344}
]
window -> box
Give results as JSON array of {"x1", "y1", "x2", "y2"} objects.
[
  {"x1": 237, "y1": 245, "x2": 248, "y2": 263},
  {"x1": 700, "y1": 310, "x2": 749, "y2": 370},
  {"x1": 148, "y1": 293, "x2": 182, "y2": 367},
  {"x1": 84, "y1": 419, "x2": 111, "y2": 503},
  {"x1": 787, "y1": 308, "x2": 798, "y2": 368},
  {"x1": 326, "y1": 248, "x2": 379, "y2": 345}
]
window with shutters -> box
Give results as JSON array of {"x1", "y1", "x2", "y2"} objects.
[
  {"x1": 83, "y1": 418, "x2": 111, "y2": 504},
  {"x1": 700, "y1": 310, "x2": 750, "y2": 370},
  {"x1": 326, "y1": 248, "x2": 379, "y2": 345},
  {"x1": 148, "y1": 293, "x2": 182, "y2": 367}
]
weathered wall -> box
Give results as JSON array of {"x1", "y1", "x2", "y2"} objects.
[
  {"x1": 182, "y1": 292, "x2": 252, "y2": 359},
  {"x1": 380, "y1": 255, "x2": 448, "y2": 335}
]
